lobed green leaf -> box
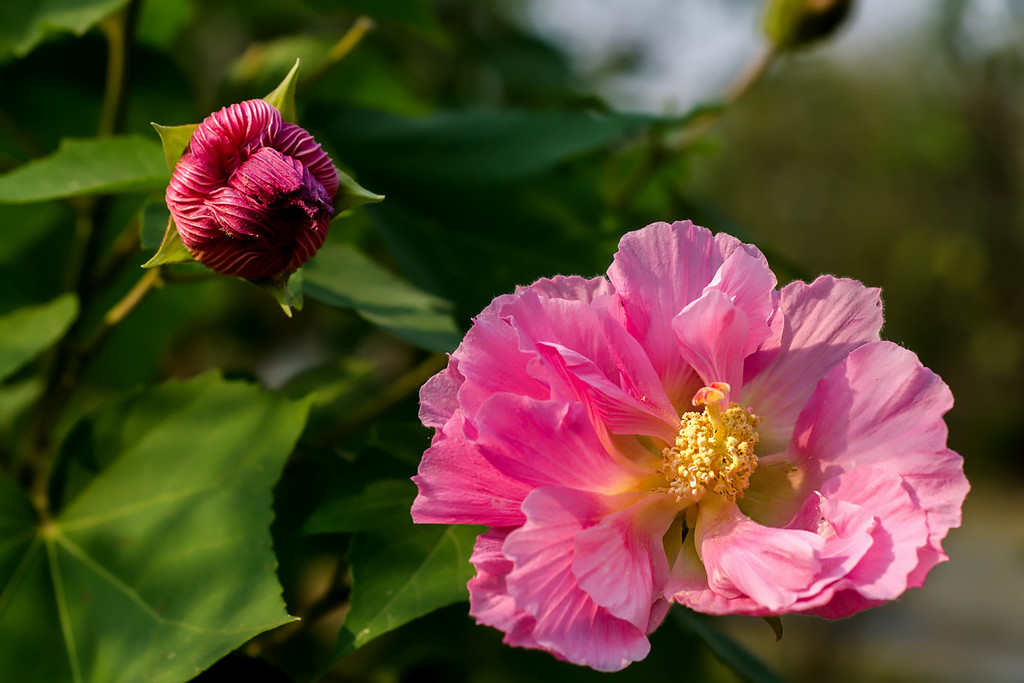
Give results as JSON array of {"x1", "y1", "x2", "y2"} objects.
[
  {"x1": 323, "y1": 523, "x2": 482, "y2": 671},
  {"x1": 0, "y1": 136, "x2": 168, "y2": 204},
  {"x1": 0, "y1": 373, "x2": 309, "y2": 683},
  {"x1": 0, "y1": 294, "x2": 77, "y2": 383},
  {"x1": 0, "y1": 0, "x2": 130, "y2": 62}
]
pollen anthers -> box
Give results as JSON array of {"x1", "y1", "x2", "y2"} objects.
[{"x1": 662, "y1": 382, "x2": 762, "y2": 503}]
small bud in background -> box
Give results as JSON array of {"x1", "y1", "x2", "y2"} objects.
[
  {"x1": 764, "y1": 0, "x2": 854, "y2": 51},
  {"x1": 165, "y1": 99, "x2": 338, "y2": 280}
]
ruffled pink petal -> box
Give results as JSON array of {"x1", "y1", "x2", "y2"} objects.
[
  {"x1": 468, "y1": 528, "x2": 541, "y2": 650},
  {"x1": 696, "y1": 498, "x2": 826, "y2": 612},
  {"x1": 607, "y1": 221, "x2": 723, "y2": 403},
  {"x1": 803, "y1": 468, "x2": 928, "y2": 617},
  {"x1": 527, "y1": 294, "x2": 679, "y2": 448},
  {"x1": 741, "y1": 276, "x2": 883, "y2": 453},
  {"x1": 572, "y1": 494, "x2": 676, "y2": 629},
  {"x1": 705, "y1": 246, "x2": 777, "y2": 356},
  {"x1": 791, "y1": 341, "x2": 967, "y2": 597},
  {"x1": 503, "y1": 488, "x2": 652, "y2": 672},
  {"x1": 516, "y1": 275, "x2": 615, "y2": 303},
  {"x1": 474, "y1": 395, "x2": 642, "y2": 493},
  {"x1": 451, "y1": 293, "x2": 551, "y2": 418},
  {"x1": 672, "y1": 289, "x2": 749, "y2": 393},
  {"x1": 411, "y1": 410, "x2": 532, "y2": 526},
  {"x1": 669, "y1": 492, "x2": 877, "y2": 615},
  {"x1": 503, "y1": 290, "x2": 620, "y2": 390},
  {"x1": 535, "y1": 342, "x2": 677, "y2": 443},
  {"x1": 418, "y1": 360, "x2": 463, "y2": 430}
]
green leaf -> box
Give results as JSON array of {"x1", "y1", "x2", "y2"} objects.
[
  {"x1": 0, "y1": 136, "x2": 168, "y2": 204},
  {"x1": 138, "y1": 199, "x2": 170, "y2": 251},
  {"x1": 335, "y1": 167, "x2": 384, "y2": 213},
  {"x1": 0, "y1": 373, "x2": 309, "y2": 683},
  {"x1": 673, "y1": 608, "x2": 785, "y2": 683},
  {"x1": 323, "y1": 523, "x2": 481, "y2": 670},
  {"x1": 304, "y1": 242, "x2": 461, "y2": 352},
  {"x1": 0, "y1": 294, "x2": 77, "y2": 382},
  {"x1": 263, "y1": 58, "x2": 301, "y2": 124},
  {"x1": 140, "y1": 217, "x2": 193, "y2": 268},
  {"x1": 303, "y1": 478, "x2": 415, "y2": 534},
  {"x1": 151, "y1": 122, "x2": 197, "y2": 171},
  {"x1": 763, "y1": 615, "x2": 784, "y2": 641},
  {"x1": 319, "y1": 107, "x2": 650, "y2": 186},
  {"x1": 0, "y1": 0, "x2": 130, "y2": 62},
  {"x1": 250, "y1": 269, "x2": 303, "y2": 317}
]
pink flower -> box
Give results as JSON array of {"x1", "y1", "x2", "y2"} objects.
[
  {"x1": 412, "y1": 221, "x2": 968, "y2": 671},
  {"x1": 166, "y1": 99, "x2": 338, "y2": 279}
]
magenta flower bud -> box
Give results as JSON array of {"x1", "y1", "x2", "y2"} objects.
[{"x1": 166, "y1": 99, "x2": 338, "y2": 279}]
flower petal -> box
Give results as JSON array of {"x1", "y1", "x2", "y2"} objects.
[
  {"x1": 805, "y1": 467, "x2": 928, "y2": 617},
  {"x1": 411, "y1": 410, "x2": 532, "y2": 525},
  {"x1": 706, "y1": 246, "x2": 777, "y2": 356},
  {"x1": 790, "y1": 342, "x2": 968, "y2": 603},
  {"x1": 696, "y1": 498, "x2": 826, "y2": 612},
  {"x1": 474, "y1": 395, "x2": 642, "y2": 493},
  {"x1": 451, "y1": 293, "x2": 550, "y2": 418},
  {"x1": 503, "y1": 488, "x2": 652, "y2": 671},
  {"x1": 607, "y1": 221, "x2": 723, "y2": 403},
  {"x1": 741, "y1": 276, "x2": 883, "y2": 453},
  {"x1": 419, "y1": 360, "x2": 463, "y2": 430},
  {"x1": 516, "y1": 275, "x2": 615, "y2": 303},
  {"x1": 468, "y1": 528, "x2": 541, "y2": 650},
  {"x1": 672, "y1": 288, "x2": 749, "y2": 392},
  {"x1": 572, "y1": 494, "x2": 676, "y2": 629},
  {"x1": 272, "y1": 121, "x2": 339, "y2": 198},
  {"x1": 535, "y1": 342, "x2": 677, "y2": 442}
]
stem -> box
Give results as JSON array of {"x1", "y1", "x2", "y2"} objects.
[
  {"x1": 80, "y1": 268, "x2": 163, "y2": 364},
  {"x1": 17, "y1": 1, "x2": 141, "y2": 521},
  {"x1": 97, "y1": 0, "x2": 140, "y2": 137},
  {"x1": 611, "y1": 47, "x2": 778, "y2": 215},
  {"x1": 299, "y1": 16, "x2": 375, "y2": 93},
  {"x1": 672, "y1": 46, "x2": 777, "y2": 148}
]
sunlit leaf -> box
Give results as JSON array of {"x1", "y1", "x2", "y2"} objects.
[
  {"x1": 140, "y1": 217, "x2": 192, "y2": 268},
  {"x1": 263, "y1": 58, "x2": 301, "y2": 124},
  {"x1": 304, "y1": 241, "x2": 461, "y2": 352},
  {"x1": 151, "y1": 123, "x2": 197, "y2": 171},
  {"x1": 0, "y1": 0, "x2": 129, "y2": 62},
  {"x1": 0, "y1": 136, "x2": 168, "y2": 204},
  {"x1": 0, "y1": 294, "x2": 77, "y2": 382},
  {"x1": 322, "y1": 523, "x2": 482, "y2": 670},
  {"x1": 0, "y1": 373, "x2": 309, "y2": 683}
]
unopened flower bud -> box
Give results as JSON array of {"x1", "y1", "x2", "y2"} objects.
[
  {"x1": 166, "y1": 99, "x2": 338, "y2": 279},
  {"x1": 763, "y1": 0, "x2": 853, "y2": 51}
]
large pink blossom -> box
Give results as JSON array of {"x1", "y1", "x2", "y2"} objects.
[
  {"x1": 166, "y1": 99, "x2": 338, "y2": 279},
  {"x1": 411, "y1": 221, "x2": 968, "y2": 672}
]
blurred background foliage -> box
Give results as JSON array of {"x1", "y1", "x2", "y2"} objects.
[{"x1": 1, "y1": 0, "x2": 1022, "y2": 681}]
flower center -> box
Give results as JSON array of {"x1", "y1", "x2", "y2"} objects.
[{"x1": 661, "y1": 382, "x2": 762, "y2": 503}]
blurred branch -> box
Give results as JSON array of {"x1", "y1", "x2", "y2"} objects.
[
  {"x1": 98, "y1": 0, "x2": 141, "y2": 137},
  {"x1": 299, "y1": 16, "x2": 376, "y2": 94},
  {"x1": 672, "y1": 46, "x2": 777, "y2": 148},
  {"x1": 16, "y1": 0, "x2": 144, "y2": 521}
]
